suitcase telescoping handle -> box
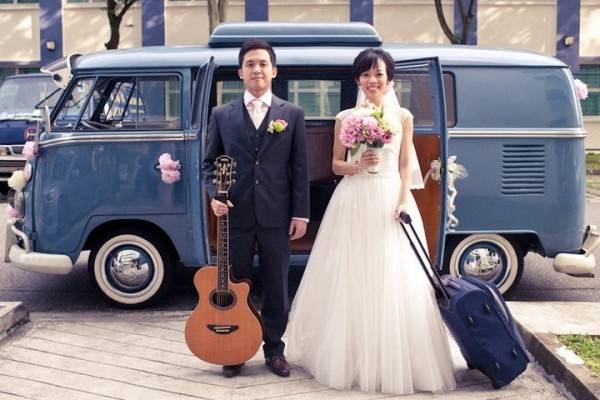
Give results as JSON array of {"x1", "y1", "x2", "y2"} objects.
[{"x1": 398, "y1": 211, "x2": 451, "y2": 303}]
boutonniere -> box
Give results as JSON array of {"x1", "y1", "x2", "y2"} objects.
[{"x1": 267, "y1": 119, "x2": 288, "y2": 134}]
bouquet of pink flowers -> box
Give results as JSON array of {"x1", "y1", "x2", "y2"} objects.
[{"x1": 339, "y1": 107, "x2": 395, "y2": 154}]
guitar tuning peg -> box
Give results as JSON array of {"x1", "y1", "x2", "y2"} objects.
[
  {"x1": 232, "y1": 179, "x2": 237, "y2": 184},
  {"x1": 233, "y1": 161, "x2": 237, "y2": 167},
  {"x1": 213, "y1": 161, "x2": 218, "y2": 167},
  {"x1": 232, "y1": 171, "x2": 237, "y2": 175},
  {"x1": 212, "y1": 179, "x2": 217, "y2": 184}
]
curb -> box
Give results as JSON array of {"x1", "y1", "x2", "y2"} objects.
[
  {"x1": 0, "y1": 302, "x2": 29, "y2": 340},
  {"x1": 517, "y1": 320, "x2": 600, "y2": 400}
]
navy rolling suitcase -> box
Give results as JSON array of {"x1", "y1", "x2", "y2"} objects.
[{"x1": 398, "y1": 212, "x2": 530, "y2": 388}]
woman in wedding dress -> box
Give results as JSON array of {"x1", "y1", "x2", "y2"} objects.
[{"x1": 287, "y1": 49, "x2": 457, "y2": 395}]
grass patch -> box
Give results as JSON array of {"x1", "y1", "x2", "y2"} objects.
[
  {"x1": 587, "y1": 153, "x2": 600, "y2": 172},
  {"x1": 559, "y1": 335, "x2": 600, "y2": 376}
]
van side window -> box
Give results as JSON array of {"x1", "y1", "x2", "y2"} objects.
[
  {"x1": 216, "y1": 81, "x2": 245, "y2": 106},
  {"x1": 455, "y1": 68, "x2": 579, "y2": 128},
  {"x1": 287, "y1": 80, "x2": 341, "y2": 120},
  {"x1": 393, "y1": 73, "x2": 456, "y2": 129},
  {"x1": 54, "y1": 75, "x2": 182, "y2": 131},
  {"x1": 53, "y1": 78, "x2": 95, "y2": 129}
]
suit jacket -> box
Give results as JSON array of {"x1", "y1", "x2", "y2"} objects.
[{"x1": 203, "y1": 95, "x2": 310, "y2": 229}]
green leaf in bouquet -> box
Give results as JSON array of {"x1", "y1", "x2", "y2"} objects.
[{"x1": 350, "y1": 146, "x2": 361, "y2": 157}]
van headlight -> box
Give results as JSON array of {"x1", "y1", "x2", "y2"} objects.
[
  {"x1": 0, "y1": 147, "x2": 8, "y2": 156},
  {"x1": 23, "y1": 162, "x2": 33, "y2": 181}
]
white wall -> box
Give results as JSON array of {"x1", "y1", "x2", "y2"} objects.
[
  {"x1": 581, "y1": 0, "x2": 600, "y2": 57},
  {"x1": 0, "y1": 4, "x2": 40, "y2": 62},
  {"x1": 478, "y1": 0, "x2": 556, "y2": 55},
  {"x1": 165, "y1": 0, "x2": 245, "y2": 46},
  {"x1": 62, "y1": 3, "x2": 142, "y2": 55},
  {"x1": 374, "y1": 0, "x2": 453, "y2": 44}
]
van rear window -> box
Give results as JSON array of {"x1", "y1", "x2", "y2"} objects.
[{"x1": 454, "y1": 67, "x2": 579, "y2": 129}]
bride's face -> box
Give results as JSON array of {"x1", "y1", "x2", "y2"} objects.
[{"x1": 358, "y1": 59, "x2": 389, "y2": 105}]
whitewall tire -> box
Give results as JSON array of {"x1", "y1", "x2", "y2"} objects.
[
  {"x1": 447, "y1": 234, "x2": 524, "y2": 296},
  {"x1": 89, "y1": 230, "x2": 173, "y2": 307}
]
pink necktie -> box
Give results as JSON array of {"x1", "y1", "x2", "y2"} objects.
[{"x1": 249, "y1": 99, "x2": 265, "y2": 129}]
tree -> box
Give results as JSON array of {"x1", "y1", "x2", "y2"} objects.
[
  {"x1": 434, "y1": 0, "x2": 476, "y2": 44},
  {"x1": 105, "y1": 0, "x2": 138, "y2": 50},
  {"x1": 208, "y1": 0, "x2": 228, "y2": 35}
]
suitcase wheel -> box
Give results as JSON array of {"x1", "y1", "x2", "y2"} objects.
[
  {"x1": 511, "y1": 349, "x2": 519, "y2": 359},
  {"x1": 483, "y1": 303, "x2": 492, "y2": 314},
  {"x1": 492, "y1": 380, "x2": 504, "y2": 389}
]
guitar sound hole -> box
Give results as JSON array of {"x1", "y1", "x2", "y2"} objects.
[{"x1": 210, "y1": 290, "x2": 236, "y2": 309}]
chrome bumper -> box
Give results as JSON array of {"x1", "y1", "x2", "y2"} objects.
[
  {"x1": 553, "y1": 225, "x2": 599, "y2": 277},
  {"x1": 5, "y1": 220, "x2": 73, "y2": 275}
]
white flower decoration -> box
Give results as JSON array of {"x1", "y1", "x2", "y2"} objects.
[{"x1": 8, "y1": 170, "x2": 27, "y2": 192}]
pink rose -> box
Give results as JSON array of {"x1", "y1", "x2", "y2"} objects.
[
  {"x1": 6, "y1": 204, "x2": 20, "y2": 219},
  {"x1": 23, "y1": 141, "x2": 38, "y2": 161},
  {"x1": 161, "y1": 169, "x2": 180, "y2": 184},
  {"x1": 574, "y1": 79, "x2": 588, "y2": 100}
]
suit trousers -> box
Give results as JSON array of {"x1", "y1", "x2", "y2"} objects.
[{"x1": 229, "y1": 225, "x2": 290, "y2": 358}]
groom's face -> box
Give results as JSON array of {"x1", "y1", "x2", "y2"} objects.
[{"x1": 238, "y1": 49, "x2": 277, "y2": 97}]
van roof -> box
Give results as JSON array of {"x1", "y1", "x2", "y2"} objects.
[
  {"x1": 3, "y1": 73, "x2": 49, "y2": 80},
  {"x1": 72, "y1": 43, "x2": 566, "y2": 72}
]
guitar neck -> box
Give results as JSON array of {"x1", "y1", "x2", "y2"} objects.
[{"x1": 217, "y1": 196, "x2": 230, "y2": 291}]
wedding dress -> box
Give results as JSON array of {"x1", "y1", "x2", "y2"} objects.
[{"x1": 287, "y1": 103, "x2": 457, "y2": 395}]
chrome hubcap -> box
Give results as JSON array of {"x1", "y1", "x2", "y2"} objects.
[
  {"x1": 106, "y1": 247, "x2": 153, "y2": 292},
  {"x1": 460, "y1": 244, "x2": 508, "y2": 284}
]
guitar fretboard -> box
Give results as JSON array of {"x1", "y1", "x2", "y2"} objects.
[{"x1": 217, "y1": 212, "x2": 229, "y2": 291}]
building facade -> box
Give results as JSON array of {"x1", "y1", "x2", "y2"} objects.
[{"x1": 0, "y1": 0, "x2": 599, "y2": 146}]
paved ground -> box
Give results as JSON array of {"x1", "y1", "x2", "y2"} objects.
[{"x1": 0, "y1": 310, "x2": 569, "y2": 400}]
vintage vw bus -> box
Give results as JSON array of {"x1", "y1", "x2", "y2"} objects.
[{"x1": 5, "y1": 23, "x2": 597, "y2": 307}]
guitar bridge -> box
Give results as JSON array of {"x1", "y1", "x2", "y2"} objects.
[{"x1": 207, "y1": 324, "x2": 239, "y2": 335}]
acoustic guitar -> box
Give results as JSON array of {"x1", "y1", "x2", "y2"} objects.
[{"x1": 185, "y1": 155, "x2": 263, "y2": 366}]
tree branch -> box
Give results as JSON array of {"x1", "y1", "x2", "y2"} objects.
[
  {"x1": 117, "y1": 0, "x2": 137, "y2": 19},
  {"x1": 434, "y1": 0, "x2": 456, "y2": 44}
]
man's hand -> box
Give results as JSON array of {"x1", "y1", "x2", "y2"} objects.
[
  {"x1": 211, "y1": 199, "x2": 233, "y2": 217},
  {"x1": 289, "y1": 219, "x2": 308, "y2": 241}
]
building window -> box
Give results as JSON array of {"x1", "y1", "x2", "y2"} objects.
[
  {"x1": 576, "y1": 65, "x2": 600, "y2": 117},
  {"x1": 0, "y1": 0, "x2": 39, "y2": 4},
  {"x1": 287, "y1": 80, "x2": 341, "y2": 120},
  {"x1": 0, "y1": 67, "x2": 40, "y2": 84}
]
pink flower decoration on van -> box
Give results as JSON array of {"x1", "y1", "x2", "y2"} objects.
[
  {"x1": 158, "y1": 153, "x2": 181, "y2": 184},
  {"x1": 6, "y1": 204, "x2": 21, "y2": 219},
  {"x1": 23, "y1": 141, "x2": 38, "y2": 161},
  {"x1": 574, "y1": 79, "x2": 588, "y2": 100}
]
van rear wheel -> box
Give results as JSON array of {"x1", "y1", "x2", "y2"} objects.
[
  {"x1": 88, "y1": 229, "x2": 174, "y2": 308},
  {"x1": 446, "y1": 234, "x2": 523, "y2": 296}
]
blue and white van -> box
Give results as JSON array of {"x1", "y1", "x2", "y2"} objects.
[{"x1": 5, "y1": 23, "x2": 597, "y2": 307}]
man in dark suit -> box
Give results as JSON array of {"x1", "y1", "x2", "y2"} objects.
[{"x1": 203, "y1": 39, "x2": 309, "y2": 378}]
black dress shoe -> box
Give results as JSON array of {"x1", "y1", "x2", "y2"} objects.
[
  {"x1": 265, "y1": 355, "x2": 290, "y2": 377},
  {"x1": 222, "y1": 363, "x2": 244, "y2": 378}
]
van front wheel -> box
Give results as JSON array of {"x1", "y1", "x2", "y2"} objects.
[
  {"x1": 446, "y1": 234, "x2": 523, "y2": 296},
  {"x1": 88, "y1": 230, "x2": 173, "y2": 308}
]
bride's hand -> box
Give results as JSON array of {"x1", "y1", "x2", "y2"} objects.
[
  {"x1": 360, "y1": 149, "x2": 381, "y2": 166},
  {"x1": 394, "y1": 203, "x2": 409, "y2": 221}
]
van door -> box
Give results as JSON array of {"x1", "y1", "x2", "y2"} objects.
[
  {"x1": 394, "y1": 58, "x2": 448, "y2": 267},
  {"x1": 192, "y1": 58, "x2": 216, "y2": 265}
]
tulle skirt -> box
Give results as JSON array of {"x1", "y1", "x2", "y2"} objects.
[{"x1": 287, "y1": 171, "x2": 457, "y2": 394}]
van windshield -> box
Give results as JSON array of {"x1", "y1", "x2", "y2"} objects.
[{"x1": 0, "y1": 76, "x2": 61, "y2": 121}]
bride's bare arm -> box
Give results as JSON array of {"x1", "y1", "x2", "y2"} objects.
[
  {"x1": 398, "y1": 115, "x2": 414, "y2": 207},
  {"x1": 332, "y1": 118, "x2": 379, "y2": 176}
]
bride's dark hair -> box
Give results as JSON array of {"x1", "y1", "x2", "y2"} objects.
[{"x1": 352, "y1": 48, "x2": 394, "y2": 82}]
